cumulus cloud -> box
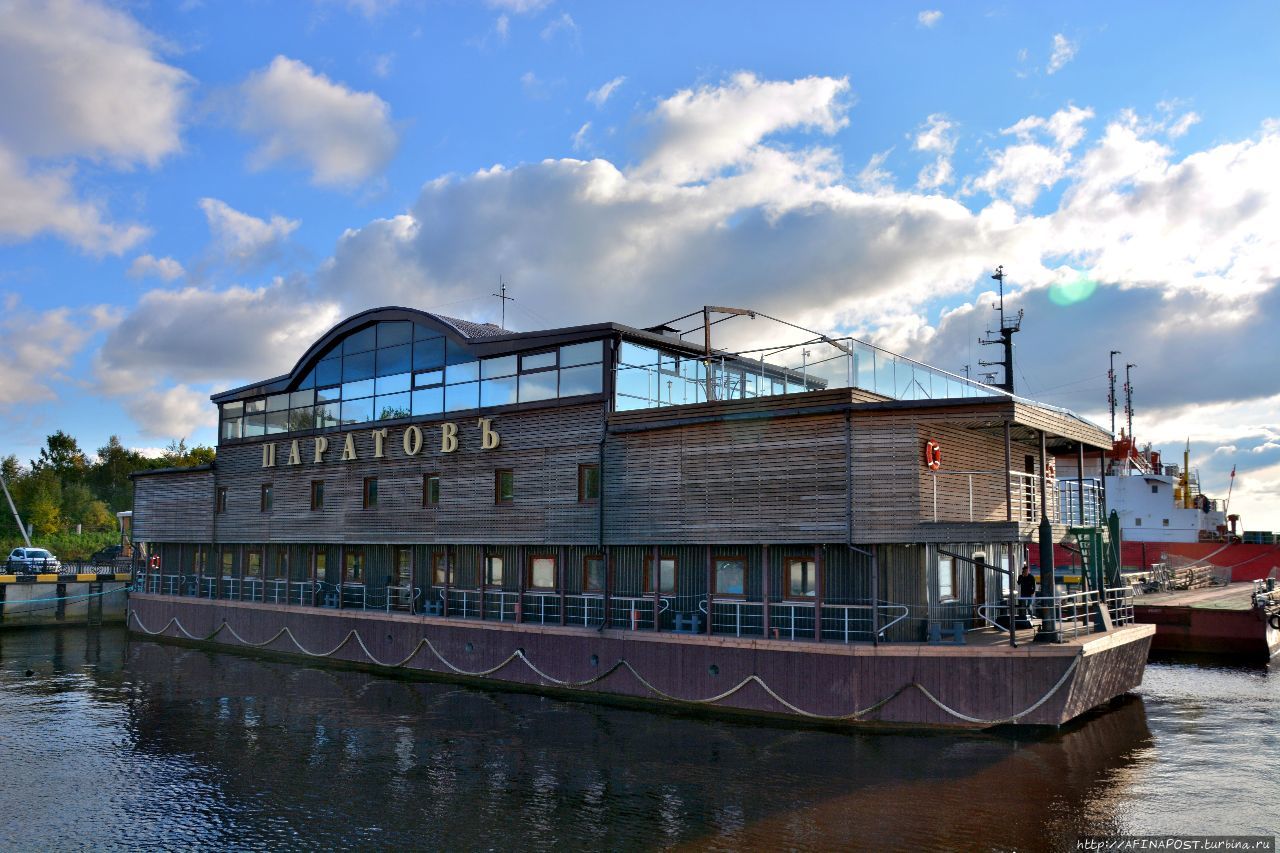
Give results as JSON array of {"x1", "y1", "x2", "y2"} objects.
[
  {"x1": 127, "y1": 254, "x2": 185, "y2": 282},
  {"x1": 571, "y1": 121, "x2": 591, "y2": 151},
  {"x1": 914, "y1": 113, "x2": 956, "y2": 189},
  {"x1": 485, "y1": 0, "x2": 551, "y2": 12},
  {"x1": 237, "y1": 56, "x2": 398, "y2": 187},
  {"x1": 587, "y1": 76, "x2": 626, "y2": 107},
  {"x1": 969, "y1": 104, "x2": 1093, "y2": 206},
  {"x1": 917, "y1": 10, "x2": 942, "y2": 27},
  {"x1": 540, "y1": 12, "x2": 578, "y2": 42},
  {"x1": 0, "y1": 296, "x2": 119, "y2": 406},
  {"x1": 1047, "y1": 33, "x2": 1078, "y2": 74},
  {"x1": 199, "y1": 197, "x2": 300, "y2": 268},
  {"x1": 0, "y1": 0, "x2": 188, "y2": 253}
]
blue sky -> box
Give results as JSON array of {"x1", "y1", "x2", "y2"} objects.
[{"x1": 2, "y1": 0, "x2": 1279, "y2": 526}]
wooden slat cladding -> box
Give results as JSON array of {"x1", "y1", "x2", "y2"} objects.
[
  {"x1": 133, "y1": 470, "x2": 215, "y2": 542},
  {"x1": 604, "y1": 412, "x2": 849, "y2": 544},
  {"x1": 915, "y1": 417, "x2": 1040, "y2": 524},
  {"x1": 211, "y1": 405, "x2": 604, "y2": 546}
]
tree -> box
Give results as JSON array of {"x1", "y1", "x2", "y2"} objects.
[
  {"x1": 161, "y1": 438, "x2": 216, "y2": 468},
  {"x1": 88, "y1": 436, "x2": 149, "y2": 514},
  {"x1": 32, "y1": 431, "x2": 89, "y2": 483}
]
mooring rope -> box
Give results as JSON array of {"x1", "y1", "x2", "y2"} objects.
[{"x1": 128, "y1": 610, "x2": 1083, "y2": 725}]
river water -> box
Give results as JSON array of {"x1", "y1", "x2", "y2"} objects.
[{"x1": 0, "y1": 626, "x2": 1274, "y2": 851}]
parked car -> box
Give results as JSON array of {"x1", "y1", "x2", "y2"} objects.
[
  {"x1": 90, "y1": 545, "x2": 124, "y2": 566},
  {"x1": 7, "y1": 547, "x2": 61, "y2": 573}
]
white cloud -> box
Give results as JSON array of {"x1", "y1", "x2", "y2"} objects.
[
  {"x1": 237, "y1": 56, "x2": 398, "y2": 187},
  {"x1": 856, "y1": 149, "x2": 895, "y2": 193},
  {"x1": 339, "y1": 0, "x2": 400, "y2": 17},
  {"x1": 485, "y1": 0, "x2": 551, "y2": 13},
  {"x1": 587, "y1": 76, "x2": 626, "y2": 107},
  {"x1": 494, "y1": 14, "x2": 510, "y2": 41},
  {"x1": 969, "y1": 104, "x2": 1093, "y2": 206},
  {"x1": 127, "y1": 254, "x2": 185, "y2": 282},
  {"x1": 0, "y1": 146, "x2": 150, "y2": 253},
  {"x1": 914, "y1": 113, "x2": 956, "y2": 189},
  {"x1": 571, "y1": 121, "x2": 591, "y2": 151},
  {"x1": 917, "y1": 10, "x2": 942, "y2": 27},
  {"x1": 1047, "y1": 33, "x2": 1078, "y2": 74},
  {"x1": 540, "y1": 12, "x2": 578, "y2": 42},
  {"x1": 0, "y1": 297, "x2": 119, "y2": 406},
  {"x1": 199, "y1": 198, "x2": 300, "y2": 268},
  {"x1": 371, "y1": 52, "x2": 395, "y2": 78},
  {"x1": 637, "y1": 72, "x2": 851, "y2": 184}
]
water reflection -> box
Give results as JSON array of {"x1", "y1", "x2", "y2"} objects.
[{"x1": 0, "y1": 627, "x2": 1271, "y2": 851}]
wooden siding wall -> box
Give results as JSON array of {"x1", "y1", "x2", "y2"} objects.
[
  {"x1": 604, "y1": 413, "x2": 849, "y2": 544},
  {"x1": 915, "y1": 418, "x2": 1041, "y2": 524},
  {"x1": 209, "y1": 405, "x2": 604, "y2": 546},
  {"x1": 133, "y1": 471, "x2": 214, "y2": 543}
]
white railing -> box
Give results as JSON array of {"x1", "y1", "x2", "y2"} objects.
[
  {"x1": 927, "y1": 470, "x2": 1058, "y2": 523},
  {"x1": 564, "y1": 593, "x2": 606, "y2": 627},
  {"x1": 520, "y1": 591, "x2": 563, "y2": 625},
  {"x1": 1057, "y1": 478, "x2": 1103, "y2": 526},
  {"x1": 607, "y1": 596, "x2": 672, "y2": 632}
]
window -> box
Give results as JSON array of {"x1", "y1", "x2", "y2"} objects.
[
  {"x1": 216, "y1": 487, "x2": 227, "y2": 513},
  {"x1": 272, "y1": 548, "x2": 289, "y2": 580},
  {"x1": 363, "y1": 476, "x2": 378, "y2": 509},
  {"x1": 1151, "y1": 484, "x2": 1159, "y2": 494},
  {"x1": 423, "y1": 473, "x2": 440, "y2": 507},
  {"x1": 714, "y1": 557, "x2": 746, "y2": 596},
  {"x1": 578, "y1": 463, "x2": 600, "y2": 503},
  {"x1": 528, "y1": 555, "x2": 556, "y2": 590},
  {"x1": 345, "y1": 549, "x2": 363, "y2": 583},
  {"x1": 485, "y1": 554, "x2": 504, "y2": 587},
  {"x1": 937, "y1": 554, "x2": 956, "y2": 600},
  {"x1": 432, "y1": 552, "x2": 450, "y2": 585},
  {"x1": 583, "y1": 555, "x2": 606, "y2": 592},
  {"x1": 313, "y1": 550, "x2": 326, "y2": 581},
  {"x1": 221, "y1": 550, "x2": 234, "y2": 576},
  {"x1": 311, "y1": 480, "x2": 325, "y2": 511},
  {"x1": 396, "y1": 548, "x2": 412, "y2": 585},
  {"x1": 246, "y1": 548, "x2": 262, "y2": 578},
  {"x1": 786, "y1": 558, "x2": 817, "y2": 599},
  {"x1": 643, "y1": 555, "x2": 677, "y2": 594},
  {"x1": 495, "y1": 469, "x2": 514, "y2": 504},
  {"x1": 997, "y1": 553, "x2": 1011, "y2": 595},
  {"x1": 1135, "y1": 518, "x2": 1143, "y2": 526},
  {"x1": 1162, "y1": 518, "x2": 1170, "y2": 527},
  {"x1": 260, "y1": 484, "x2": 273, "y2": 513}
]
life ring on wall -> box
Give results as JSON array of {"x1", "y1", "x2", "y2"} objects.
[
  {"x1": 149, "y1": 554, "x2": 161, "y2": 570},
  {"x1": 924, "y1": 440, "x2": 942, "y2": 471},
  {"x1": 1268, "y1": 612, "x2": 1280, "y2": 631}
]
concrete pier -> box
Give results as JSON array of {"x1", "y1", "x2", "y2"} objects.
[{"x1": 0, "y1": 573, "x2": 132, "y2": 628}]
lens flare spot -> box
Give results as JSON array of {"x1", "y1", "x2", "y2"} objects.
[{"x1": 1049, "y1": 274, "x2": 1098, "y2": 306}]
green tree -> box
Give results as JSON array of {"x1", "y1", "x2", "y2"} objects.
[
  {"x1": 21, "y1": 468, "x2": 63, "y2": 537},
  {"x1": 88, "y1": 436, "x2": 149, "y2": 514},
  {"x1": 161, "y1": 438, "x2": 216, "y2": 468},
  {"x1": 32, "y1": 431, "x2": 89, "y2": 483}
]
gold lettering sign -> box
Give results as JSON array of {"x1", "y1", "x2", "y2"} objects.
[
  {"x1": 287, "y1": 440, "x2": 301, "y2": 466},
  {"x1": 372, "y1": 427, "x2": 388, "y2": 458},
  {"x1": 261, "y1": 443, "x2": 276, "y2": 468},
  {"x1": 403, "y1": 425, "x2": 423, "y2": 456},
  {"x1": 441, "y1": 422, "x2": 458, "y2": 453},
  {"x1": 478, "y1": 417, "x2": 500, "y2": 450},
  {"x1": 341, "y1": 433, "x2": 358, "y2": 461},
  {"x1": 258, "y1": 419, "x2": 498, "y2": 467},
  {"x1": 313, "y1": 436, "x2": 329, "y2": 463}
]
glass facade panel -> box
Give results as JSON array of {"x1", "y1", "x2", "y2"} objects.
[
  {"x1": 288, "y1": 408, "x2": 317, "y2": 431},
  {"x1": 290, "y1": 389, "x2": 315, "y2": 408},
  {"x1": 375, "y1": 372, "x2": 411, "y2": 395},
  {"x1": 246, "y1": 399, "x2": 266, "y2": 414},
  {"x1": 222, "y1": 401, "x2": 244, "y2": 417},
  {"x1": 446, "y1": 361, "x2": 479, "y2": 384},
  {"x1": 377, "y1": 320, "x2": 412, "y2": 347},
  {"x1": 560, "y1": 340, "x2": 603, "y2": 367},
  {"x1": 558, "y1": 364, "x2": 602, "y2": 397},
  {"x1": 376, "y1": 344, "x2": 412, "y2": 377},
  {"x1": 343, "y1": 350, "x2": 375, "y2": 382},
  {"x1": 414, "y1": 369, "x2": 443, "y2": 388},
  {"x1": 341, "y1": 397, "x2": 373, "y2": 424},
  {"x1": 265, "y1": 393, "x2": 289, "y2": 412},
  {"x1": 521, "y1": 350, "x2": 556, "y2": 371},
  {"x1": 315, "y1": 358, "x2": 341, "y2": 387},
  {"x1": 220, "y1": 418, "x2": 242, "y2": 440},
  {"x1": 343, "y1": 326, "x2": 376, "y2": 354},
  {"x1": 375, "y1": 392, "x2": 411, "y2": 420},
  {"x1": 244, "y1": 414, "x2": 265, "y2": 437},
  {"x1": 481, "y1": 355, "x2": 517, "y2": 378},
  {"x1": 414, "y1": 337, "x2": 445, "y2": 370},
  {"x1": 316, "y1": 384, "x2": 341, "y2": 403},
  {"x1": 518, "y1": 372, "x2": 556, "y2": 402},
  {"x1": 314, "y1": 403, "x2": 340, "y2": 428},
  {"x1": 264, "y1": 410, "x2": 289, "y2": 434},
  {"x1": 444, "y1": 382, "x2": 478, "y2": 412},
  {"x1": 480, "y1": 376, "x2": 517, "y2": 407},
  {"x1": 341, "y1": 378, "x2": 375, "y2": 400},
  {"x1": 412, "y1": 387, "x2": 443, "y2": 416}
]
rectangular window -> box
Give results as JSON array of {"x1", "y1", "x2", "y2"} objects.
[
  {"x1": 272, "y1": 548, "x2": 289, "y2": 580},
  {"x1": 583, "y1": 555, "x2": 606, "y2": 592},
  {"x1": 216, "y1": 487, "x2": 227, "y2": 513},
  {"x1": 396, "y1": 547, "x2": 412, "y2": 585},
  {"x1": 485, "y1": 554, "x2": 504, "y2": 587},
  {"x1": 714, "y1": 557, "x2": 746, "y2": 596},
  {"x1": 345, "y1": 548, "x2": 363, "y2": 583},
  {"x1": 432, "y1": 552, "x2": 450, "y2": 586},
  {"x1": 643, "y1": 555, "x2": 677, "y2": 594},
  {"x1": 311, "y1": 480, "x2": 325, "y2": 511},
  {"x1": 423, "y1": 473, "x2": 440, "y2": 507},
  {"x1": 313, "y1": 550, "x2": 326, "y2": 581},
  {"x1": 999, "y1": 553, "x2": 1011, "y2": 596},
  {"x1": 578, "y1": 463, "x2": 600, "y2": 503},
  {"x1": 260, "y1": 484, "x2": 273, "y2": 513},
  {"x1": 1151, "y1": 484, "x2": 1159, "y2": 494},
  {"x1": 937, "y1": 555, "x2": 955, "y2": 600},
  {"x1": 363, "y1": 476, "x2": 378, "y2": 509},
  {"x1": 786, "y1": 558, "x2": 817, "y2": 599},
  {"x1": 495, "y1": 469, "x2": 514, "y2": 505},
  {"x1": 527, "y1": 555, "x2": 556, "y2": 590},
  {"x1": 246, "y1": 548, "x2": 262, "y2": 578},
  {"x1": 1135, "y1": 517, "x2": 1143, "y2": 526}
]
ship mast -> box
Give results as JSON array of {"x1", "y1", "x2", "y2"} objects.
[
  {"x1": 1107, "y1": 350, "x2": 1121, "y2": 436},
  {"x1": 978, "y1": 265, "x2": 1022, "y2": 394}
]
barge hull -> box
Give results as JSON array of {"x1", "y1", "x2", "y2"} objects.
[{"x1": 128, "y1": 594, "x2": 1153, "y2": 729}]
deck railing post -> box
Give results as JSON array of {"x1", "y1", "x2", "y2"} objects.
[
  {"x1": 813, "y1": 545, "x2": 823, "y2": 643},
  {"x1": 443, "y1": 545, "x2": 452, "y2": 619},
  {"x1": 870, "y1": 546, "x2": 879, "y2": 646},
  {"x1": 762, "y1": 544, "x2": 771, "y2": 640},
  {"x1": 602, "y1": 546, "x2": 612, "y2": 630},
  {"x1": 705, "y1": 545, "x2": 713, "y2": 636},
  {"x1": 1004, "y1": 421, "x2": 1013, "y2": 522},
  {"x1": 651, "y1": 544, "x2": 660, "y2": 632},
  {"x1": 559, "y1": 545, "x2": 567, "y2": 626}
]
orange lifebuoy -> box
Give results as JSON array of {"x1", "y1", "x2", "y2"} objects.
[
  {"x1": 925, "y1": 440, "x2": 942, "y2": 470},
  {"x1": 149, "y1": 555, "x2": 161, "y2": 570}
]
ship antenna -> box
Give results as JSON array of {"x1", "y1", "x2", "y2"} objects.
[
  {"x1": 1108, "y1": 350, "x2": 1121, "y2": 436},
  {"x1": 978, "y1": 265, "x2": 1022, "y2": 394},
  {"x1": 492, "y1": 277, "x2": 514, "y2": 330}
]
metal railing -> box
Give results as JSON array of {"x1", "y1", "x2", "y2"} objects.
[
  {"x1": 1057, "y1": 478, "x2": 1103, "y2": 526},
  {"x1": 927, "y1": 470, "x2": 1058, "y2": 523},
  {"x1": 976, "y1": 589, "x2": 1135, "y2": 639}
]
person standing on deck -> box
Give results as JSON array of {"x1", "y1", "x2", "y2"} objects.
[{"x1": 1017, "y1": 565, "x2": 1038, "y2": 623}]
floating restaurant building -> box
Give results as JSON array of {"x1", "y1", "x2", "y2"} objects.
[{"x1": 128, "y1": 305, "x2": 1154, "y2": 728}]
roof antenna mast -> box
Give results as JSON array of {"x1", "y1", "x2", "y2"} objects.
[
  {"x1": 978, "y1": 265, "x2": 1022, "y2": 394},
  {"x1": 492, "y1": 277, "x2": 514, "y2": 330}
]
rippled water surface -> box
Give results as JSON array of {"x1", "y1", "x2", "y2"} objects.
[{"x1": 0, "y1": 627, "x2": 1274, "y2": 851}]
